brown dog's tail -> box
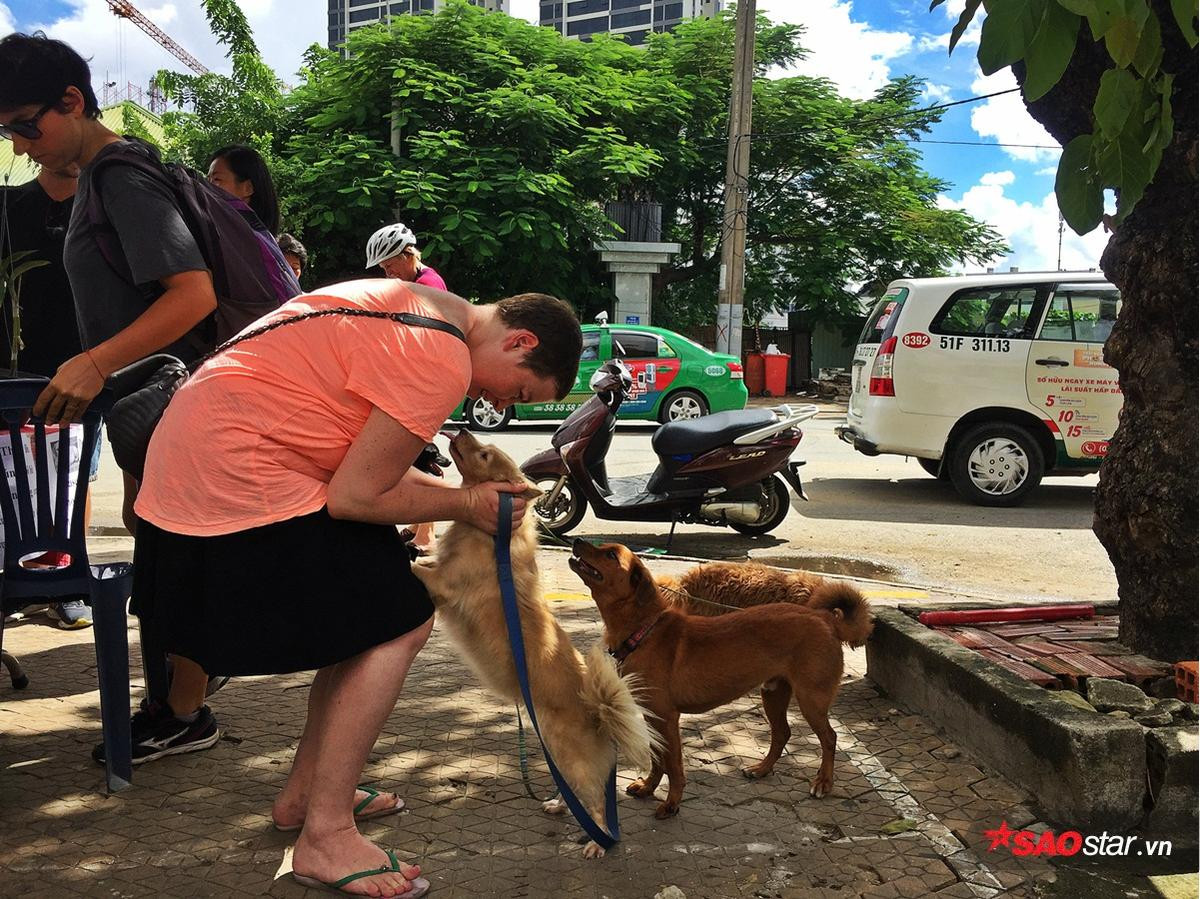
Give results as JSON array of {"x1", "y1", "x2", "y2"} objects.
[
  {"x1": 582, "y1": 646, "x2": 663, "y2": 769},
  {"x1": 806, "y1": 581, "x2": 874, "y2": 647}
]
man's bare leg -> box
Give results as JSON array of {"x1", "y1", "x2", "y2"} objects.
[{"x1": 289, "y1": 617, "x2": 432, "y2": 895}]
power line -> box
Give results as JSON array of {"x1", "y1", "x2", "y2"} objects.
[
  {"x1": 905, "y1": 138, "x2": 1060, "y2": 150},
  {"x1": 694, "y1": 87, "x2": 1022, "y2": 151}
]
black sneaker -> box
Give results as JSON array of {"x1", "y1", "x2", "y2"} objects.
[{"x1": 91, "y1": 701, "x2": 220, "y2": 765}]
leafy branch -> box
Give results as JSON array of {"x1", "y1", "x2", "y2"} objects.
[{"x1": 935, "y1": 0, "x2": 1198, "y2": 233}]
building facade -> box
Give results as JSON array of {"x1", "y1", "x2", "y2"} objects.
[
  {"x1": 328, "y1": 0, "x2": 509, "y2": 49},
  {"x1": 540, "y1": 0, "x2": 720, "y2": 45}
]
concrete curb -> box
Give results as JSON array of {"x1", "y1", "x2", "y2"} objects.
[{"x1": 866, "y1": 605, "x2": 1151, "y2": 830}]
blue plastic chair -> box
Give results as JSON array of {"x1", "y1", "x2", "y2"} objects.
[{"x1": 0, "y1": 378, "x2": 135, "y2": 793}]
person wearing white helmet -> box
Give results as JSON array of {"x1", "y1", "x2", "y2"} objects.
[{"x1": 365, "y1": 222, "x2": 447, "y2": 290}]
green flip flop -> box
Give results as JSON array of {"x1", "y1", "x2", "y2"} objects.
[
  {"x1": 274, "y1": 785, "x2": 406, "y2": 833},
  {"x1": 292, "y1": 848, "x2": 429, "y2": 897}
]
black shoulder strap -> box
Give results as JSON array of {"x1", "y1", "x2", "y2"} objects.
[{"x1": 194, "y1": 306, "x2": 467, "y2": 369}]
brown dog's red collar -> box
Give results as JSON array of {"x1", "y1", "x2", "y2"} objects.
[{"x1": 608, "y1": 610, "x2": 667, "y2": 663}]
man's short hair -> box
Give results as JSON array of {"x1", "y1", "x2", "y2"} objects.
[
  {"x1": 0, "y1": 33, "x2": 100, "y2": 118},
  {"x1": 277, "y1": 233, "x2": 308, "y2": 270},
  {"x1": 495, "y1": 293, "x2": 582, "y2": 400}
]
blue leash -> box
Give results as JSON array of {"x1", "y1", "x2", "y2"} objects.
[{"x1": 494, "y1": 492, "x2": 620, "y2": 850}]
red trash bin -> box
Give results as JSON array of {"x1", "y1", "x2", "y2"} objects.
[
  {"x1": 744, "y1": 353, "x2": 766, "y2": 395},
  {"x1": 762, "y1": 353, "x2": 790, "y2": 397}
]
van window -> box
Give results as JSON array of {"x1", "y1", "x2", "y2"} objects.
[
  {"x1": 1037, "y1": 285, "x2": 1122, "y2": 343},
  {"x1": 931, "y1": 287, "x2": 1042, "y2": 338},
  {"x1": 859, "y1": 287, "x2": 909, "y2": 344}
]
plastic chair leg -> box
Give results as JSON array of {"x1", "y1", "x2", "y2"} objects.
[{"x1": 90, "y1": 580, "x2": 133, "y2": 792}]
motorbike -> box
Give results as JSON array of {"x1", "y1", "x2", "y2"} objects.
[{"x1": 520, "y1": 360, "x2": 818, "y2": 540}]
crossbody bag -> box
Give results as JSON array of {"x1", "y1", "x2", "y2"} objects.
[{"x1": 105, "y1": 307, "x2": 467, "y2": 480}]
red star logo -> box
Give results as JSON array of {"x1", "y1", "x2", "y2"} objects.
[{"x1": 984, "y1": 820, "x2": 1014, "y2": 851}]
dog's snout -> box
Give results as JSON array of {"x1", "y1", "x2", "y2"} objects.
[{"x1": 572, "y1": 538, "x2": 589, "y2": 556}]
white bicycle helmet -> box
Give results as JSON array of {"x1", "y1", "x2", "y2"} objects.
[{"x1": 365, "y1": 222, "x2": 417, "y2": 269}]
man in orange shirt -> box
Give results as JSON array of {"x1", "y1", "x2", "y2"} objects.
[{"x1": 130, "y1": 280, "x2": 580, "y2": 897}]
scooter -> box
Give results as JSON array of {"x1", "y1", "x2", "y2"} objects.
[{"x1": 520, "y1": 360, "x2": 818, "y2": 540}]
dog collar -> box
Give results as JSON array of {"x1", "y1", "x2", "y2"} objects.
[{"x1": 608, "y1": 611, "x2": 667, "y2": 663}]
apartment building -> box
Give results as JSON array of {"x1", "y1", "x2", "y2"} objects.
[
  {"x1": 540, "y1": 0, "x2": 721, "y2": 45},
  {"x1": 328, "y1": 0, "x2": 509, "y2": 49}
]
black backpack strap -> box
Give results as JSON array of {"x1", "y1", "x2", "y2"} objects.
[
  {"x1": 390, "y1": 312, "x2": 466, "y2": 343},
  {"x1": 195, "y1": 306, "x2": 467, "y2": 368}
]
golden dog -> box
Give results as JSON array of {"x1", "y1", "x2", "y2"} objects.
[
  {"x1": 570, "y1": 540, "x2": 873, "y2": 819},
  {"x1": 412, "y1": 431, "x2": 657, "y2": 858},
  {"x1": 659, "y1": 561, "x2": 870, "y2": 638}
]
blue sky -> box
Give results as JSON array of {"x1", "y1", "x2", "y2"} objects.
[{"x1": 1, "y1": 0, "x2": 1109, "y2": 272}]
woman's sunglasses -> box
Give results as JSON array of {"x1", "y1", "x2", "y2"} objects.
[{"x1": 0, "y1": 101, "x2": 56, "y2": 141}]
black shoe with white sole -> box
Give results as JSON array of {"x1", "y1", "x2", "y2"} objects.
[{"x1": 92, "y1": 701, "x2": 219, "y2": 765}]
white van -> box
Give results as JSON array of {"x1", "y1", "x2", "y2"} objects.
[{"x1": 835, "y1": 272, "x2": 1122, "y2": 506}]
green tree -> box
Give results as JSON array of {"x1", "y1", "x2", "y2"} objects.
[
  {"x1": 282, "y1": 6, "x2": 676, "y2": 301},
  {"x1": 638, "y1": 16, "x2": 1008, "y2": 332},
  {"x1": 938, "y1": 0, "x2": 1198, "y2": 659}
]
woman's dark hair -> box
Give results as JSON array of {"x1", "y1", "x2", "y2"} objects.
[
  {"x1": 0, "y1": 33, "x2": 100, "y2": 118},
  {"x1": 209, "y1": 145, "x2": 280, "y2": 235},
  {"x1": 277, "y1": 233, "x2": 308, "y2": 270}
]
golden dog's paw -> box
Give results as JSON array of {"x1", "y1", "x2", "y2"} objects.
[
  {"x1": 626, "y1": 779, "x2": 656, "y2": 799},
  {"x1": 809, "y1": 776, "x2": 832, "y2": 799},
  {"x1": 654, "y1": 800, "x2": 679, "y2": 819},
  {"x1": 542, "y1": 798, "x2": 567, "y2": 815},
  {"x1": 742, "y1": 760, "x2": 776, "y2": 779},
  {"x1": 582, "y1": 840, "x2": 607, "y2": 859}
]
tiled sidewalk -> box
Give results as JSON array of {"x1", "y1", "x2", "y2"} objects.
[{"x1": 0, "y1": 553, "x2": 1055, "y2": 898}]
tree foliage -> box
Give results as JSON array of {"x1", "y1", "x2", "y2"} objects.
[
  {"x1": 938, "y1": 0, "x2": 1198, "y2": 233},
  {"x1": 155, "y1": 1, "x2": 1005, "y2": 316}
]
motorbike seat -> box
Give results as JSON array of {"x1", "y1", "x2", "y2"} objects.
[{"x1": 652, "y1": 408, "x2": 778, "y2": 456}]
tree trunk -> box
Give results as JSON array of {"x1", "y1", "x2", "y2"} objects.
[{"x1": 1019, "y1": 11, "x2": 1198, "y2": 660}]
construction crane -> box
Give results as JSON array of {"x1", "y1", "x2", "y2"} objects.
[{"x1": 105, "y1": 0, "x2": 210, "y2": 76}]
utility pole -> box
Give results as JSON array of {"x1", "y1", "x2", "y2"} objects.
[{"x1": 716, "y1": 0, "x2": 756, "y2": 357}]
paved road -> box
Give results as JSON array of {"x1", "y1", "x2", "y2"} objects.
[
  {"x1": 462, "y1": 414, "x2": 1117, "y2": 604},
  {"x1": 86, "y1": 411, "x2": 1117, "y2": 604}
]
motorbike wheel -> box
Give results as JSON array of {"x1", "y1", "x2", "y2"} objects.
[
  {"x1": 730, "y1": 475, "x2": 791, "y2": 536},
  {"x1": 530, "y1": 476, "x2": 587, "y2": 539}
]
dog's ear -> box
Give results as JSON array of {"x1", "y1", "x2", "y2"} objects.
[
  {"x1": 517, "y1": 480, "x2": 543, "y2": 501},
  {"x1": 629, "y1": 557, "x2": 657, "y2": 607}
]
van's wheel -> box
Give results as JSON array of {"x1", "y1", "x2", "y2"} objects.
[
  {"x1": 660, "y1": 389, "x2": 708, "y2": 423},
  {"x1": 917, "y1": 457, "x2": 949, "y2": 480},
  {"x1": 949, "y1": 423, "x2": 1044, "y2": 507},
  {"x1": 731, "y1": 475, "x2": 791, "y2": 536},
  {"x1": 465, "y1": 397, "x2": 514, "y2": 431},
  {"x1": 530, "y1": 476, "x2": 587, "y2": 538}
]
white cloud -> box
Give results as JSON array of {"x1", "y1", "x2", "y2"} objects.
[
  {"x1": 0, "y1": 2, "x2": 17, "y2": 34},
  {"x1": 979, "y1": 170, "x2": 1015, "y2": 186},
  {"x1": 766, "y1": 0, "x2": 914, "y2": 99},
  {"x1": 968, "y1": 69, "x2": 1060, "y2": 163},
  {"x1": 25, "y1": 0, "x2": 325, "y2": 105},
  {"x1": 941, "y1": 176, "x2": 1111, "y2": 273},
  {"x1": 921, "y1": 81, "x2": 953, "y2": 104}
]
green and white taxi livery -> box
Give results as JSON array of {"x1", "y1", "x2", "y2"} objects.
[{"x1": 456, "y1": 322, "x2": 748, "y2": 430}]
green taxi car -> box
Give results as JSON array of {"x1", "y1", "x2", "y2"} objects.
[{"x1": 454, "y1": 323, "x2": 748, "y2": 430}]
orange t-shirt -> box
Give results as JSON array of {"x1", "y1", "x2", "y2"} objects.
[{"x1": 135, "y1": 279, "x2": 471, "y2": 536}]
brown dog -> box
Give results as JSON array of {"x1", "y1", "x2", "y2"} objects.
[
  {"x1": 570, "y1": 540, "x2": 873, "y2": 819},
  {"x1": 659, "y1": 561, "x2": 869, "y2": 634}
]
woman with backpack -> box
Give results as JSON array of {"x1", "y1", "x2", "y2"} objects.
[{"x1": 0, "y1": 33, "x2": 297, "y2": 768}]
